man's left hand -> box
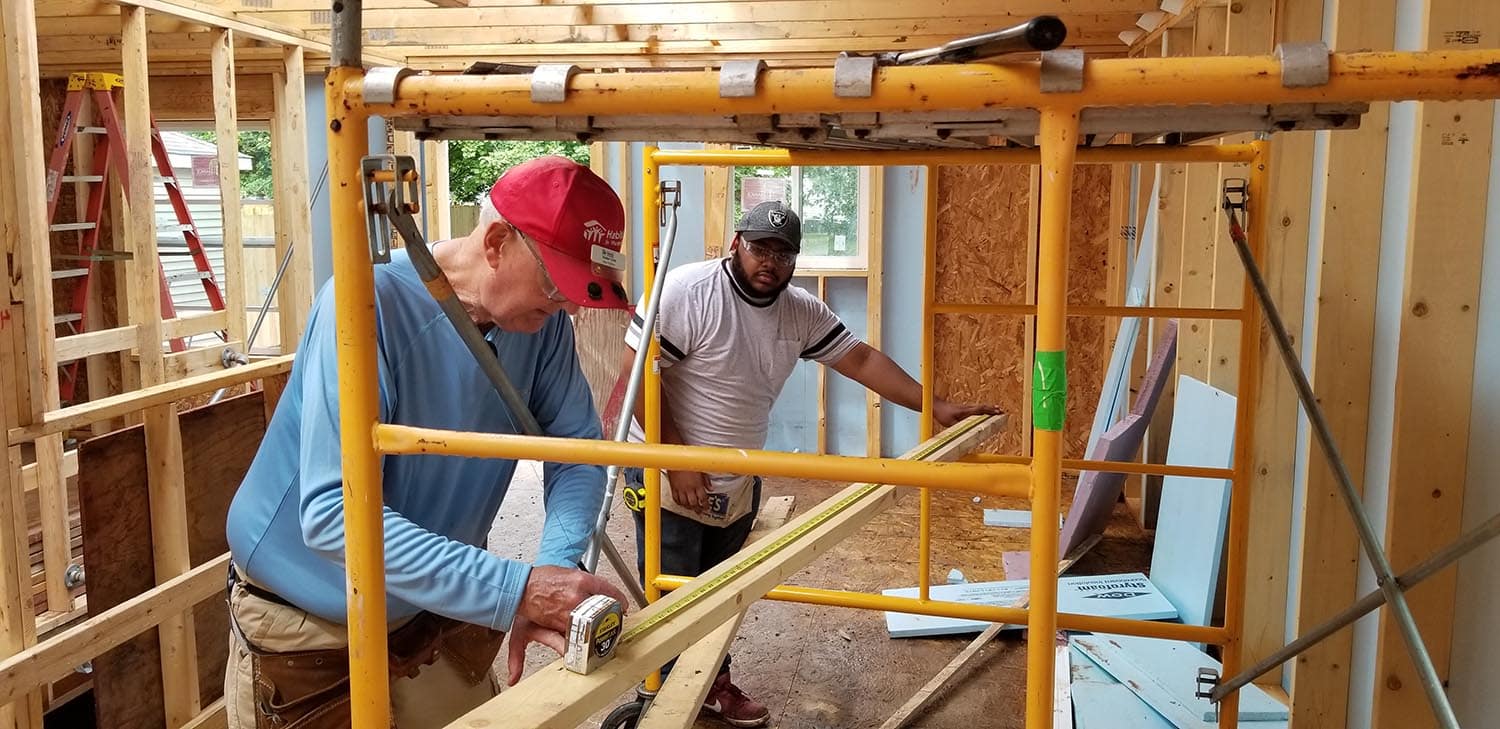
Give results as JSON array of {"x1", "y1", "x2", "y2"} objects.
[
  {"x1": 933, "y1": 400, "x2": 1003, "y2": 428},
  {"x1": 505, "y1": 614, "x2": 566, "y2": 685}
]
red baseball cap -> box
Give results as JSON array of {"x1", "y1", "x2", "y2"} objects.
[{"x1": 488, "y1": 156, "x2": 629, "y2": 309}]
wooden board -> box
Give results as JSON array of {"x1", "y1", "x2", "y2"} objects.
[
  {"x1": 1373, "y1": 3, "x2": 1497, "y2": 726},
  {"x1": 1290, "y1": 1, "x2": 1396, "y2": 721},
  {"x1": 1148, "y1": 375, "x2": 1236, "y2": 632},
  {"x1": 78, "y1": 391, "x2": 267, "y2": 729},
  {"x1": 635, "y1": 613, "x2": 745, "y2": 729},
  {"x1": 454, "y1": 415, "x2": 1006, "y2": 728}
]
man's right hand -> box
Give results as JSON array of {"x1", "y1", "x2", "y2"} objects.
[
  {"x1": 516, "y1": 565, "x2": 630, "y2": 635},
  {"x1": 666, "y1": 470, "x2": 711, "y2": 514}
]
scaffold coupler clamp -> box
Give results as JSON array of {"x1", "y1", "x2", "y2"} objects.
[
  {"x1": 1196, "y1": 666, "x2": 1221, "y2": 701},
  {"x1": 361, "y1": 154, "x2": 422, "y2": 264},
  {"x1": 659, "y1": 179, "x2": 682, "y2": 224},
  {"x1": 1222, "y1": 177, "x2": 1249, "y2": 215}
]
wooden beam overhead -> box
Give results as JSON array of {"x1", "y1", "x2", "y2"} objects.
[
  {"x1": 1129, "y1": 0, "x2": 1204, "y2": 53},
  {"x1": 425, "y1": 0, "x2": 471, "y2": 6},
  {"x1": 324, "y1": 17, "x2": 1135, "y2": 49},
  {"x1": 255, "y1": 0, "x2": 1155, "y2": 31}
]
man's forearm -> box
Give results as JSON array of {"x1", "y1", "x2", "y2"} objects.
[{"x1": 852, "y1": 349, "x2": 925, "y2": 412}]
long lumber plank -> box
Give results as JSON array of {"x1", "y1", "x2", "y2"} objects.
[
  {"x1": 634, "y1": 613, "x2": 746, "y2": 729},
  {"x1": 450, "y1": 414, "x2": 1007, "y2": 729}
]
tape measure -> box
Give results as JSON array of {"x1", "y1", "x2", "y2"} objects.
[
  {"x1": 622, "y1": 483, "x2": 646, "y2": 512},
  {"x1": 617, "y1": 416, "x2": 986, "y2": 644},
  {"x1": 564, "y1": 594, "x2": 625, "y2": 674}
]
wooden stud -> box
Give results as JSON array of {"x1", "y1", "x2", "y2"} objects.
[
  {"x1": 213, "y1": 30, "x2": 248, "y2": 350},
  {"x1": 122, "y1": 9, "x2": 199, "y2": 724},
  {"x1": 271, "y1": 46, "x2": 311, "y2": 352},
  {"x1": 2, "y1": 0, "x2": 70, "y2": 618},
  {"x1": 865, "y1": 168, "x2": 883, "y2": 457},
  {"x1": 1289, "y1": 0, "x2": 1396, "y2": 723},
  {"x1": 701, "y1": 146, "x2": 728, "y2": 260},
  {"x1": 1372, "y1": 3, "x2": 1497, "y2": 727},
  {"x1": 421, "y1": 138, "x2": 451, "y2": 241},
  {"x1": 1142, "y1": 26, "x2": 1194, "y2": 527},
  {"x1": 1022, "y1": 166, "x2": 1039, "y2": 457},
  {"x1": 455, "y1": 415, "x2": 1006, "y2": 728},
  {"x1": 0, "y1": 11, "x2": 44, "y2": 720},
  {"x1": 1174, "y1": 8, "x2": 1227, "y2": 386},
  {"x1": 1220, "y1": 0, "x2": 1293, "y2": 687},
  {"x1": 181, "y1": 698, "x2": 227, "y2": 729}
]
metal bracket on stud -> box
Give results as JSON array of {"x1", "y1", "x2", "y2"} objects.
[
  {"x1": 834, "y1": 53, "x2": 877, "y2": 98},
  {"x1": 1040, "y1": 49, "x2": 1085, "y2": 93},
  {"x1": 364, "y1": 66, "x2": 417, "y2": 105},
  {"x1": 531, "y1": 64, "x2": 580, "y2": 103},
  {"x1": 1277, "y1": 42, "x2": 1330, "y2": 88},
  {"x1": 719, "y1": 60, "x2": 767, "y2": 98},
  {"x1": 360, "y1": 154, "x2": 421, "y2": 264}
]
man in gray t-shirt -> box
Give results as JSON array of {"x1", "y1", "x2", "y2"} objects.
[{"x1": 622, "y1": 201, "x2": 999, "y2": 727}]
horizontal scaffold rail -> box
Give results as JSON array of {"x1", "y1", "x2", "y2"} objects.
[{"x1": 372, "y1": 422, "x2": 1031, "y2": 498}]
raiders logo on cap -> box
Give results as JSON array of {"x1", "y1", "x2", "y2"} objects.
[{"x1": 768, "y1": 209, "x2": 787, "y2": 228}]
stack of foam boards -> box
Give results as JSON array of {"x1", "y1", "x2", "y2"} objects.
[
  {"x1": 882, "y1": 572, "x2": 1177, "y2": 637},
  {"x1": 1071, "y1": 634, "x2": 1288, "y2": 729}
]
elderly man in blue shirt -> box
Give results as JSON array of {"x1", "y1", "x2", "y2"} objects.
[{"x1": 224, "y1": 156, "x2": 631, "y2": 729}]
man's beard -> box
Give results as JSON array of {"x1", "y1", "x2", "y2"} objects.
[{"x1": 729, "y1": 253, "x2": 791, "y2": 299}]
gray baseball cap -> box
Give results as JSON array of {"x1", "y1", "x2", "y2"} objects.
[{"x1": 735, "y1": 201, "x2": 802, "y2": 251}]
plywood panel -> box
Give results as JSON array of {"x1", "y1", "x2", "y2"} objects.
[
  {"x1": 933, "y1": 164, "x2": 1111, "y2": 459},
  {"x1": 78, "y1": 392, "x2": 267, "y2": 729}
]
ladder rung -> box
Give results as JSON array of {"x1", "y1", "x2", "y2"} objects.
[
  {"x1": 158, "y1": 223, "x2": 194, "y2": 233},
  {"x1": 61, "y1": 175, "x2": 105, "y2": 183},
  {"x1": 77, "y1": 126, "x2": 107, "y2": 135},
  {"x1": 49, "y1": 222, "x2": 96, "y2": 232},
  {"x1": 167, "y1": 271, "x2": 213, "y2": 283},
  {"x1": 52, "y1": 314, "x2": 83, "y2": 325},
  {"x1": 156, "y1": 250, "x2": 199, "y2": 257},
  {"x1": 57, "y1": 251, "x2": 132, "y2": 262},
  {"x1": 51, "y1": 268, "x2": 89, "y2": 280}
]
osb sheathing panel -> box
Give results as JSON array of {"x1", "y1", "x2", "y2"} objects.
[{"x1": 934, "y1": 164, "x2": 1111, "y2": 459}]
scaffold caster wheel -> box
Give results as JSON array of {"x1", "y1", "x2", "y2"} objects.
[{"x1": 600, "y1": 699, "x2": 643, "y2": 729}]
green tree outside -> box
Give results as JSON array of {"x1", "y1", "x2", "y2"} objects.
[
  {"x1": 185, "y1": 130, "x2": 274, "y2": 198},
  {"x1": 448, "y1": 140, "x2": 590, "y2": 204}
]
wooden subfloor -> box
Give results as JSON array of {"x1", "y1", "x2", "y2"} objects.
[{"x1": 488, "y1": 466, "x2": 1153, "y2": 729}]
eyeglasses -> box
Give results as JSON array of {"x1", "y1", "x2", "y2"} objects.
[
  {"x1": 739, "y1": 237, "x2": 797, "y2": 268},
  {"x1": 511, "y1": 224, "x2": 572, "y2": 305}
]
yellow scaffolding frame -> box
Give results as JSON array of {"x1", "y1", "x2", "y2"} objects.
[{"x1": 323, "y1": 24, "x2": 1500, "y2": 728}]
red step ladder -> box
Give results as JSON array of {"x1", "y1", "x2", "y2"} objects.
[{"x1": 43, "y1": 72, "x2": 228, "y2": 400}]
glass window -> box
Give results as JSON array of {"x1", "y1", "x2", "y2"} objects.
[{"x1": 728, "y1": 164, "x2": 871, "y2": 271}]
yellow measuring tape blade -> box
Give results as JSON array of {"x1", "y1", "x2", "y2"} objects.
[{"x1": 621, "y1": 416, "x2": 989, "y2": 642}]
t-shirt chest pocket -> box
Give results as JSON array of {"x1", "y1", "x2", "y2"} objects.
[{"x1": 764, "y1": 333, "x2": 802, "y2": 383}]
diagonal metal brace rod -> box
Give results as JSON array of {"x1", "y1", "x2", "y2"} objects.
[
  {"x1": 1216, "y1": 510, "x2": 1500, "y2": 699},
  {"x1": 1216, "y1": 180, "x2": 1459, "y2": 729}
]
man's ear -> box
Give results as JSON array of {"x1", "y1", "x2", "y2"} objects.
[{"x1": 482, "y1": 221, "x2": 510, "y2": 268}]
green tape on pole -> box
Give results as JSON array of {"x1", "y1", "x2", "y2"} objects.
[{"x1": 1033, "y1": 350, "x2": 1067, "y2": 432}]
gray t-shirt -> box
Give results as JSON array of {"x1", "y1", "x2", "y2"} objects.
[{"x1": 626, "y1": 258, "x2": 858, "y2": 524}]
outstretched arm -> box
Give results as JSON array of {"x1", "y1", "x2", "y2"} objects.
[{"x1": 830, "y1": 342, "x2": 1002, "y2": 427}]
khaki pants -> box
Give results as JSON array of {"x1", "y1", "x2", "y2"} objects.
[{"x1": 224, "y1": 581, "x2": 497, "y2": 729}]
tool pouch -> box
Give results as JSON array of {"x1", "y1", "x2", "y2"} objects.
[
  {"x1": 251, "y1": 646, "x2": 352, "y2": 729},
  {"x1": 435, "y1": 621, "x2": 506, "y2": 686},
  {"x1": 249, "y1": 613, "x2": 484, "y2": 728}
]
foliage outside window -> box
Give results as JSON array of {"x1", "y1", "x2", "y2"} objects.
[
  {"x1": 448, "y1": 140, "x2": 590, "y2": 204},
  {"x1": 729, "y1": 164, "x2": 870, "y2": 271}
]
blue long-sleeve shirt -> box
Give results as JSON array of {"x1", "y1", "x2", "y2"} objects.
[{"x1": 226, "y1": 249, "x2": 605, "y2": 632}]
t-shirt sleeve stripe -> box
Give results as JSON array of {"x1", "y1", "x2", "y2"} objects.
[{"x1": 801, "y1": 322, "x2": 851, "y2": 360}]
